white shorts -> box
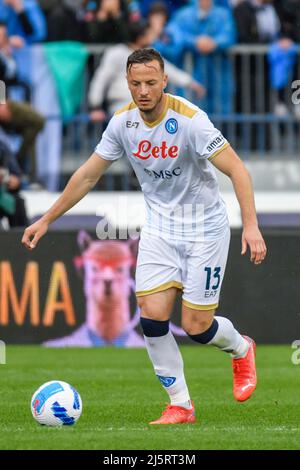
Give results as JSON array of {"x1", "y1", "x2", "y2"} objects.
[{"x1": 135, "y1": 228, "x2": 231, "y2": 310}]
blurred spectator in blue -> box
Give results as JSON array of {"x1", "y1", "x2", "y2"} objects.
[
  {"x1": 83, "y1": 0, "x2": 140, "y2": 21},
  {"x1": 126, "y1": 0, "x2": 141, "y2": 21},
  {"x1": 154, "y1": 0, "x2": 236, "y2": 114},
  {"x1": 139, "y1": 1, "x2": 189, "y2": 17},
  {"x1": 199, "y1": 0, "x2": 240, "y2": 7},
  {"x1": 149, "y1": 2, "x2": 184, "y2": 64},
  {"x1": 39, "y1": 0, "x2": 87, "y2": 42},
  {"x1": 147, "y1": 2, "x2": 169, "y2": 44},
  {"x1": 273, "y1": 0, "x2": 300, "y2": 118},
  {"x1": 84, "y1": 0, "x2": 130, "y2": 43},
  {"x1": 0, "y1": 20, "x2": 32, "y2": 100},
  {"x1": 139, "y1": 0, "x2": 234, "y2": 17},
  {"x1": 0, "y1": 0, "x2": 47, "y2": 44},
  {"x1": 213, "y1": 0, "x2": 230, "y2": 7},
  {"x1": 0, "y1": 21, "x2": 18, "y2": 82}
]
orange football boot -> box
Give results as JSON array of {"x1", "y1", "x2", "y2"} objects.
[
  {"x1": 149, "y1": 402, "x2": 196, "y2": 425},
  {"x1": 232, "y1": 336, "x2": 257, "y2": 402}
]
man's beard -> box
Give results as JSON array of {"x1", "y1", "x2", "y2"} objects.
[{"x1": 138, "y1": 92, "x2": 164, "y2": 114}]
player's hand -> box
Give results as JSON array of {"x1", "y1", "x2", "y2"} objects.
[
  {"x1": 8, "y1": 174, "x2": 20, "y2": 190},
  {"x1": 22, "y1": 220, "x2": 49, "y2": 251},
  {"x1": 9, "y1": 35, "x2": 24, "y2": 49},
  {"x1": 4, "y1": 0, "x2": 23, "y2": 13},
  {"x1": 196, "y1": 36, "x2": 217, "y2": 54},
  {"x1": 0, "y1": 103, "x2": 12, "y2": 122},
  {"x1": 98, "y1": 0, "x2": 120, "y2": 19},
  {"x1": 189, "y1": 81, "x2": 206, "y2": 99},
  {"x1": 89, "y1": 109, "x2": 106, "y2": 123},
  {"x1": 241, "y1": 225, "x2": 267, "y2": 265}
]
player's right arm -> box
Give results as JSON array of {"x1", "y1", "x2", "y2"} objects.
[{"x1": 22, "y1": 153, "x2": 111, "y2": 251}]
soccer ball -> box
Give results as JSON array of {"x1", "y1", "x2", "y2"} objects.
[{"x1": 31, "y1": 380, "x2": 82, "y2": 426}]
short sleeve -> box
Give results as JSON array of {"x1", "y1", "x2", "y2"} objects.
[
  {"x1": 189, "y1": 110, "x2": 230, "y2": 161},
  {"x1": 94, "y1": 116, "x2": 125, "y2": 161}
]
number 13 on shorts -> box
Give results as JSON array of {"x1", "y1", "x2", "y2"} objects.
[
  {"x1": 204, "y1": 266, "x2": 221, "y2": 299},
  {"x1": 204, "y1": 266, "x2": 221, "y2": 290},
  {"x1": 182, "y1": 229, "x2": 230, "y2": 310}
]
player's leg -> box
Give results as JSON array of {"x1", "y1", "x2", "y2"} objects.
[
  {"x1": 138, "y1": 289, "x2": 195, "y2": 425},
  {"x1": 181, "y1": 306, "x2": 249, "y2": 358},
  {"x1": 181, "y1": 304, "x2": 256, "y2": 401},
  {"x1": 135, "y1": 233, "x2": 195, "y2": 424},
  {"x1": 182, "y1": 227, "x2": 256, "y2": 401}
]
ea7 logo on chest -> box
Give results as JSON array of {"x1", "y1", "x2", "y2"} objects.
[
  {"x1": 126, "y1": 121, "x2": 139, "y2": 128},
  {"x1": 133, "y1": 140, "x2": 179, "y2": 160}
]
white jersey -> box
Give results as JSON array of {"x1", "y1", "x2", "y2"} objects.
[{"x1": 95, "y1": 94, "x2": 230, "y2": 241}]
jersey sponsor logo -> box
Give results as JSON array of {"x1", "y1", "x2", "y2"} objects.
[
  {"x1": 143, "y1": 168, "x2": 152, "y2": 177},
  {"x1": 133, "y1": 140, "x2": 179, "y2": 160},
  {"x1": 165, "y1": 118, "x2": 178, "y2": 134},
  {"x1": 126, "y1": 120, "x2": 139, "y2": 128},
  {"x1": 206, "y1": 135, "x2": 225, "y2": 153},
  {"x1": 144, "y1": 167, "x2": 182, "y2": 180}
]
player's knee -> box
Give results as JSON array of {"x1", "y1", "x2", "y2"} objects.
[
  {"x1": 138, "y1": 297, "x2": 156, "y2": 320},
  {"x1": 137, "y1": 296, "x2": 169, "y2": 321},
  {"x1": 185, "y1": 318, "x2": 219, "y2": 344},
  {"x1": 140, "y1": 317, "x2": 169, "y2": 337},
  {"x1": 182, "y1": 314, "x2": 214, "y2": 336}
]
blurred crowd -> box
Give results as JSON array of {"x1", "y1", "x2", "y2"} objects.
[
  {"x1": 0, "y1": 0, "x2": 300, "y2": 228},
  {"x1": 0, "y1": 1, "x2": 298, "y2": 45}
]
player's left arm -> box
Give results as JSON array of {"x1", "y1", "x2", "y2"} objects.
[{"x1": 210, "y1": 145, "x2": 267, "y2": 265}]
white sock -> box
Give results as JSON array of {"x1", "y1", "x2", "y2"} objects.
[
  {"x1": 208, "y1": 316, "x2": 249, "y2": 358},
  {"x1": 144, "y1": 331, "x2": 192, "y2": 409}
]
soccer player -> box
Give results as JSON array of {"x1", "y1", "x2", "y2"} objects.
[{"x1": 22, "y1": 48, "x2": 267, "y2": 425}]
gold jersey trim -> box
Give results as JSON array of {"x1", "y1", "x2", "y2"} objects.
[
  {"x1": 208, "y1": 142, "x2": 230, "y2": 161},
  {"x1": 114, "y1": 101, "x2": 137, "y2": 115},
  {"x1": 182, "y1": 299, "x2": 219, "y2": 311},
  {"x1": 114, "y1": 94, "x2": 198, "y2": 125},
  {"x1": 136, "y1": 280, "x2": 183, "y2": 297},
  {"x1": 167, "y1": 95, "x2": 198, "y2": 119}
]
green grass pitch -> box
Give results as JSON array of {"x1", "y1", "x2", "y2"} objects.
[{"x1": 0, "y1": 345, "x2": 299, "y2": 450}]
